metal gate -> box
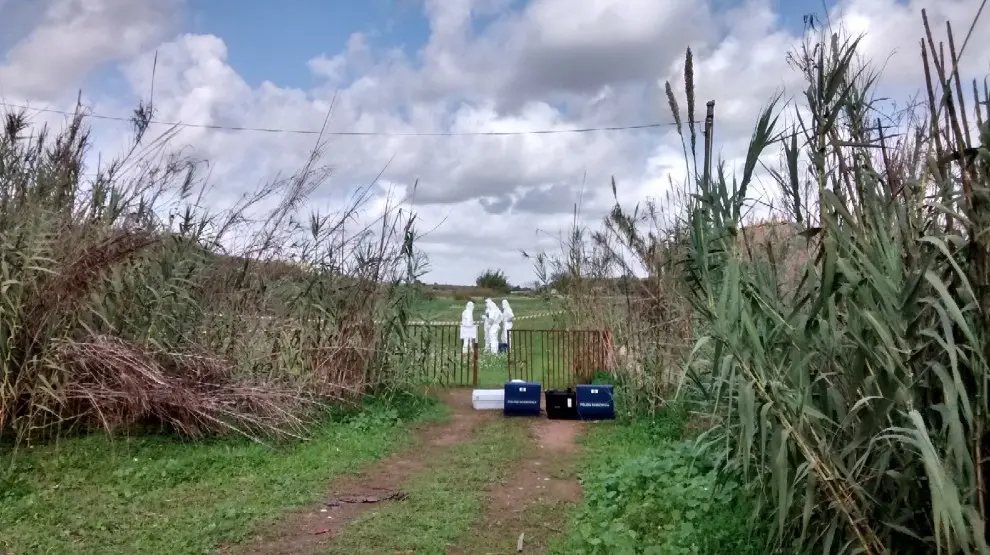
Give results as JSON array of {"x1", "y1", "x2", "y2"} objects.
[
  {"x1": 407, "y1": 324, "x2": 478, "y2": 386},
  {"x1": 506, "y1": 329, "x2": 613, "y2": 389}
]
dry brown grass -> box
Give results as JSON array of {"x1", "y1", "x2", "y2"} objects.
[{"x1": 60, "y1": 336, "x2": 310, "y2": 439}]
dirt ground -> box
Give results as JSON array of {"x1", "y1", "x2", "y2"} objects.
[
  {"x1": 447, "y1": 417, "x2": 584, "y2": 554},
  {"x1": 225, "y1": 389, "x2": 585, "y2": 555}
]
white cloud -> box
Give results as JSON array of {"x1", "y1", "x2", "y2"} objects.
[
  {"x1": 836, "y1": 0, "x2": 990, "y2": 85},
  {"x1": 1, "y1": 0, "x2": 987, "y2": 285},
  {"x1": 0, "y1": 0, "x2": 180, "y2": 101}
]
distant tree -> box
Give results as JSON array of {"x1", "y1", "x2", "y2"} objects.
[{"x1": 475, "y1": 268, "x2": 511, "y2": 295}]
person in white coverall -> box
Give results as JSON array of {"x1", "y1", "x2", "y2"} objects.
[
  {"x1": 484, "y1": 299, "x2": 502, "y2": 353},
  {"x1": 481, "y1": 298, "x2": 492, "y2": 352},
  {"x1": 460, "y1": 301, "x2": 476, "y2": 353},
  {"x1": 500, "y1": 299, "x2": 514, "y2": 348}
]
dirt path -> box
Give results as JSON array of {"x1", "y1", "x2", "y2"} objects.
[
  {"x1": 226, "y1": 389, "x2": 494, "y2": 555},
  {"x1": 447, "y1": 413, "x2": 585, "y2": 554},
  {"x1": 226, "y1": 390, "x2": 587, "y2": 554}
]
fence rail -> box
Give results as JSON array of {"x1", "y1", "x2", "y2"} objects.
[
  {"x1": 406, "y1": 324, "x2": 478, "y2": 386},
  {"x1": 407, "y1": 324, "x2": 613, "y2": 390},
  {"x1": 507, "y1": 329, "x2": 613, "y2": 389}
]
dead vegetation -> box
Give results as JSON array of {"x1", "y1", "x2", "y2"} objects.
[{"x1": 0, "y1": 103, "x2": 425, "y2": 448}]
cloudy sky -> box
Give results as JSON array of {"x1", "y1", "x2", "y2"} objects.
[{"x1": 0, "y1": 0, "x2": 987, "y2": 285}]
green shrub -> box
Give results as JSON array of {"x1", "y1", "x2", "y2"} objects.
[
  {"x1": 552, "y1": 399, "x2": 764, "y2": 555},
  {"x1": 475, "y1": 268, "x2": 511, "y2": 295}
]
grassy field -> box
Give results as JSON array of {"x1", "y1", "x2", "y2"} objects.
[
  {"x1": 413, "y1": 293, "x2": 555, "y2": 322},
  {"x1": 0, "y1": 396, "x2": 444, "y2": 555},
  {"x1": 411, "y1": 293, "x2": 557, "y2": 323},
  {"x1": 483, "y1": 309, "x2": 562, "y2": 387}
]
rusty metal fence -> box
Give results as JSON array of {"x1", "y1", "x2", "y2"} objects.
[
  {"x1": 506, "y1": 329, "x2": 613, "y2": 389},
  {"x1": 406, "y1": 324, "x2": 479, "y2": 386}
]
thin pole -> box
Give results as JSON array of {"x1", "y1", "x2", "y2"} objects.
[
  {"x1": 703, "y1": 100, "x2": 715, "y2": 190},
  {"x1": 694, "y1": 100, "x2": 716, "y2": 351},
  {"x1": 472, "y1": 340, "x2": 479, "y2": 386}
]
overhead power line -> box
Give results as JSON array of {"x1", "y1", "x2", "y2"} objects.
[{"x1": 0, "y1": 100, "x2": 677, "y2": 137}]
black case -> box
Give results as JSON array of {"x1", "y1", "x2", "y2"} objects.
[{"x1": 545, "y1": 388, "x2": 578, "y2": 420}]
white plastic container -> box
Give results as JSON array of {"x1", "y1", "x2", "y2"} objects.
[{"x1": 472, "y1": 389, "x2": 505, "y2": 410}]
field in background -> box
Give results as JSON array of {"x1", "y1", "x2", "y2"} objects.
[
  {"x1": 402, "y1": 294, "x2": 618, "y2": 390},
  {"x1": 481, "y1": 308, "x2": 561, "y2": 387},
  {"x1": 411, "y1": 292, "x2": 557, "y2": 323}
]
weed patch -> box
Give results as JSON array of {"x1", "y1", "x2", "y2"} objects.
[{"x1": 555, "y1": 409, "x2": 766, "y2": 554}]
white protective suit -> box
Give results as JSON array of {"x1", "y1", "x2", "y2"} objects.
[
  {"x1": 500, "y1": 299, "x2": 514, "y2": 346},
  {"x1": 484, "y1": 299, "x2": 502, "y2": 353},
  {"x1": 481, "y1": 298, "x2": 492, "y2": 351},
  {"x1": 459, "y1": 301, "x2": 476, "y2": 353}
]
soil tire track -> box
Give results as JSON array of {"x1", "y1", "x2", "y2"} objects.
[
  {"x1": 448, "y1": 416, "x2": 585, "y2": 554},
  {"x1": 225, "y1": 389, "x2": 492, "y2": 555}
]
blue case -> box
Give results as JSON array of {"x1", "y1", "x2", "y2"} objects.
[
  {"x1": 576, "y1": 384, "x2": 615, "y2": 420},
  {"x1": 503, "y1": 381, "x2": 542, "y2": 416}
]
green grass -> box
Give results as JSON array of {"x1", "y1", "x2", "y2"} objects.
[
  {"x1": 324, "y1": 417, "x2": 531, "y2": 554},
  {"x1": 506, "y1": 311, "x2": 611, "y2": 389},
  {"x1": 0, "y1": 395, "x2": 445, "y2": 555},
  {"x1": 476, "y1": 352, "x2": 511, "y2": 386},
  {"x1": 552, "y1": 405, "x2": 766, "y2": 554},
  {"x1": 473, "y1": 311, "x2": 570, "y2": 387},
  {"x1": 473, "y1": 310, "x2": 613, "y2": 389}
]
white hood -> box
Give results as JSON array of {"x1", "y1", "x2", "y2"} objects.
[{"x1": 501, "y1": 299, "x2": 513, "y2": 315}]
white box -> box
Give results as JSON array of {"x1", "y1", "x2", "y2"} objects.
[
  {"x1": 459, "y1": 324, "x2": 477, "y2": 340},
  {"x1": 471, "y1": 389, "x2": 505, "y2": 410}
]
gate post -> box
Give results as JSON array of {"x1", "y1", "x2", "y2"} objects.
[
  {"x1": 472, "y1": 340, "x2": 479, "y2": 386},
  {"x1": 506, "y1": 329, "x2": 512, "y2": 381}
]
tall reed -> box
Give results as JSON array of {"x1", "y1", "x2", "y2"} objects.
[
  {"x1": 673, "y1": 14, "x2": 990, "y2": 554},
  {"x1": 0, "y1": 102, "x2": 425, "y2": 448},
  {"x1": 551, "y1": 8, "x2": 990, "y2": 553}
]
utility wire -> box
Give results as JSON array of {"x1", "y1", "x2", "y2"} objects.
[{"x1": 0, "y1": 100, "x2": 677, "y2": 137}]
